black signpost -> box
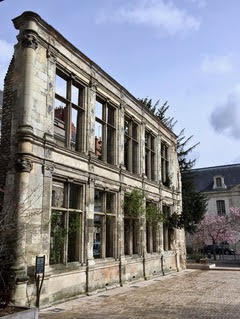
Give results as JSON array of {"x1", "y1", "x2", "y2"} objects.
[
  {"x1": 35, "y1": 255, "x2": 45, "y2": 308},
  {"x1": 161, "y1": 255, "x2": 165, "y2": 276}
]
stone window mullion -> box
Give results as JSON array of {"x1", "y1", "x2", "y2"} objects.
[
  {"x1": 65, "y1": 79, "x2": 72, "y2": 148},
  {"x1": 129, "y1": 121, "x2": 133, "y2": 172},
  {"x1": 64, "y1": 183, "x2": 70, "y2": 264},
  {"x1": 102, "y1": 103, "x2": 107, "y2": 162},
  {"x1": 103, "y1": 193, "x2": 107, "y2": 258},
  {"x1": 130, "y1": 219, "x2": 133, "y2": 255},
  {"x1": 149, "y1": 225, "x2": 153, "y2": 253}
]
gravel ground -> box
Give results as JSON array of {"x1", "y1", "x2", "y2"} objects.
[{"x1": 40, "y1": 270, "x2": 240, "y2": 319}]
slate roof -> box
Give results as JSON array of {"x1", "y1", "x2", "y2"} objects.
[{"x1": 189, "y1": 164, "x2": 240, "y2": 192}]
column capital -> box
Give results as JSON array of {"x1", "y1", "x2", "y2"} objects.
[
  {"x1": 19, "y1": 30, "x2": 39, "y2": 50},
  {"x1": 46, "y1": 47, "x2": 57, "y2": 63},
  {"x1": 42, "y1": 162, "x2": 55, "y2": 177},
  {"x1": 89, "y1": 77, "x2": 98, "y2": 91},
  {"x1": 15, "y1": 154, "x2": 33, "y2": 173}
]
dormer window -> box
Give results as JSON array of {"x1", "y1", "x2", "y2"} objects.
[{"x1": 213, "y1": 175, "x2": 226, "y2": 190}]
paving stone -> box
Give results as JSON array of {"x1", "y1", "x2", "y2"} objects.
[{"x1": 40, "y1": 270, "x2": 240, "y2": 318}]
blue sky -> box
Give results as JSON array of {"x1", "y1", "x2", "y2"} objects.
[{"x1": 1, "y1": 0, "x2": 240, "y2": 168}]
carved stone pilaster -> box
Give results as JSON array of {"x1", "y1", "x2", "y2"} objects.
[
  {"x1": 120, "y1": 100, "x2": 127, "y2": 111},
  {"x1": 20, "y1": 31, "x2": 38, "y2": 50},
  {"x1": 89, "y1": 77, "x2": 98, "y2": 91},
  {"x1": 42, "y1": 163, "x2": 55, "y2": 177},
  {"x1": 15, "y1": 155, "x2": 33, "y2": 173},
  {"x1": 88, "y1": 176, "x2": 95, "y2": 187},
  {"x1": 46, "y1": 48, "x2": 57, "y2": 63}
]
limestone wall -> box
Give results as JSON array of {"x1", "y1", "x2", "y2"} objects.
[{"x1": 1, "y1": 11, "x2": 185, "y2": 307}]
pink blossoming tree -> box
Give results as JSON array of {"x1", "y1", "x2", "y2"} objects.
[{"x1": 195, "y1": 211, "x2": 240, "y2": 260}]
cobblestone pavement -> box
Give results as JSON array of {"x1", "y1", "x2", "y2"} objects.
[{"x1": 40, "y1": 270, "x2": 240, "y2": 319}]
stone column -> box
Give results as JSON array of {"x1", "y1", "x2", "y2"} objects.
[
  {"x1": 118, "y1": 186, "x2": 126, "y2": 286},
  {"x1": 85, "y1": 177, "x2": 95, "y2": 294},
  {"x1": 41, "y1": 162, "x2": 54, "y2": 264},
  {"x1": 140, "y1": 120, "x2": 146, "y2": 177},
  {"x1": 156, "y1": 133, "x2": 162, "y2": 183},
  {"x1": 87, "y1": 78, "x2": 98, "y2": 157},
  {"x1": 9, "y1": 30, "x2": 40, "y2": 306},
  {"x1": 17, "y1": 30, "x2": 39, "y2": 135},
  {"x1": 46, "y1": 47, "x2": 57, "y2": 139},
  {"x1": 141, "y1": 198, "x2": 147, "y2": 279},
  {"x1": 11, "y1": 154, "x2": 33, "y2": 306},
  {"x1": 159, "y1": 201, "x2": 164, "y2": 252},
  {"x1": 118, "y1": 101, "x2": 125, "y2": 168}
]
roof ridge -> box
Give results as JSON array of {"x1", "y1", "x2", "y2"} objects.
[{"x1": 191, "y1": 163, "x2": 240, "y2": 171}]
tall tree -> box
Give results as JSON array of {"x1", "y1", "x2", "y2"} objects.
[{"x1": 138, "y1": 97, "x2": 206, "y2": 233}]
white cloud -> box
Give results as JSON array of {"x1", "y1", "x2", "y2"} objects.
[
  {"x1": 201, "y1": 55, "x2": 233, "y2": 75},
  {"x1": 96, "y1": 0, "x2": 200, "y2": 36},
  {"x1": 210, "y1": 86, "x2": 240, "y2": 140},
  {"x1": 0, "y1": 39, "x2": 14, "y2": 90}
]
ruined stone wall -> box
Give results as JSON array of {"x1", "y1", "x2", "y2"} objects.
[
  {"x1": 1, "y1": 11, "x2": 186, "y2": 307},
  {"x1": 0, "y1": 57, "x2": 15, "y2": 190}
]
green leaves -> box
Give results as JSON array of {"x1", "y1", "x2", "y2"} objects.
[
  {"x1": 146, "y1": 203, "x2": 163, "y2": 224},
  {"x1": 124, "y1": 189, "x2": 145, "y2": 218}
]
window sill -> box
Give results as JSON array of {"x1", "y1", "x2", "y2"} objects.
[
  {"x1": 47, "y1": 262, "x2": 86, "y2": 275},
  {"x1": 53, "y1": 143, "x2": 89, "y2": 160},
  {"x1": 122, "y1": 169, "x2": 142, "y2": 181},
  {"x1": 144, "y1": 178, "x2": 159, "y2": 186},
  {"x1": 124, "y1": 254, "x2": 142, "y2": 260},
  {"x1": 93, "y1": 257, "x2": 118, "y2": 265},
  {"x1": 91, "y1": 157, "x2": 119, "y2": 172}
]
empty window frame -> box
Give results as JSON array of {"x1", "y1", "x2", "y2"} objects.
[
  {"x1": 124, "y1": 117, "x2": 139, "y2": 174},
  {"x1": 50, "y1": 181, "x2": 83, "y2": 265},
  {"x1": 124, "y1": 196, "x2": 140, "y2": 256},
  {"x1": 216, "y1": 200, "x2": 226, "y2": 216},
  {"x1": 95, "y1": 98, "x2": 115, "y2": 165},
  {"x1": 146, "y1": 202, "x2": 158, "y2": 253},
  {"x1": 145, "y1": 131, "x2": 156, "y2": 180},
  {"x1": 162, "y1": 205, "x2": 171, "y2": 251},
  {"x1": 93, "y1": 190, "x2": 116, "y2": 259},
  {"x1": 54, "y1": 69, "x2": 85, "y2": 151},
  {"x1": 216, "y1": 177, "x2": 222, "y2": 188},
  {"x1": 161, "y1": 142, "x2": 169, "y2": 187}
]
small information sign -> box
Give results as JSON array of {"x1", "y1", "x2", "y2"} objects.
[{"x1": 35, "y1": 256, "x2": 45, "y2": 274}]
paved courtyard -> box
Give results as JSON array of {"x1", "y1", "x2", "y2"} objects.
[{"x1": 40, "y1": 270, "x2": 240, "y2": 319}]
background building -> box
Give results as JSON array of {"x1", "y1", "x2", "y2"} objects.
[
  {"x1": 191, "y1": 164, "x2": 240, "y2": 216},
  {"x1": 0, "y1": 11, "x2": 185, "y2": 307}
]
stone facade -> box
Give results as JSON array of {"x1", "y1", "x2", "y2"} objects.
[
  {"x1": 191, "y1": 164, "x2": 240, "y2": 217},
  {"x1": 0, "y1": 11, "x2": 185, "y2": 308},
  {"x1": 186, "y1": 164, "x2": 240, "y2": 248}
]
